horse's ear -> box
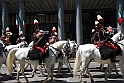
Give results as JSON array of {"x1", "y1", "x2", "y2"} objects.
[
  {"x1": 74, "y1": 40, "x2": 76, "y2": 43},
  {"x1": 67, "y1": 38, "x2": 70, "y2": 42}
]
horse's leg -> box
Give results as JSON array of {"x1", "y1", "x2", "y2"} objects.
[
  {"x1": 13, "y1": 61, "x2": 17, "y2": 71},
  {"x1": 58, "y1": 61, "x2": 63, "y2": 76},
  {"x1": 104, "y1": 64, "x2": 110, "y2": 75},
  {"x1": 18, "y1": 61, "x2": 29, "y2": 83},
  {"x1": 42, "y1": 63, "x2": 47, "y2": 73},
  {"x1": 83, "y1": 61, "x2": 91, "y2": 77},
  {"x1": 79, "y1": 59, "x2": 93, "y2": 83},
  {"x1": 113, "y1": 63, "x2": 120, "y2": 77},
  {"x1": 39, "y1": 64, "x2": 46, "y2": 76},
  {"x1": 85, "y1": 68, "x2": 94, "y2": 83},
  {"x1": 61, "y1": 57, "x2": 73, "y2": 74},
  {"x1": 41, "y1": 65, "x2": 51, "y2": 83},
  {"x1": 0, "y1": 64, "x2": 2, "y2": 74},
  {"x1": 105, "y1": 63, "x2": 113, "y2": 83},
  {"x1": 51, "y1": 64, "x2": 55, "y2": 83},
  {"x1": 24, "y1": 63, "x2": 30, "y2": 70},
  {"x1": 16, "y1": 64, "x2": 21, "y2": 81},
  {"x1": 32, "y1": 65, "x2": 37, "y2": 77},
  {"x1": 67, "y1": 58, "x2": 73, "y2": 71},
  {"x1": 29, "y1": 64, "x2": 32, "y2": 69},
  {"x1": 100, "y1": 64, "x2": 104, "y2": 71}
]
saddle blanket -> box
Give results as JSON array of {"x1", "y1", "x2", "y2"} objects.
[
  {"x1": 27, "y1": 48, "x2": 41, "y2": 60},
  {"x1": 99, "y1": 46, "x2": 118, "y2": 60}
]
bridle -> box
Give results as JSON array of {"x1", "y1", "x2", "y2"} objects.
[
  {"x1": 62, "y1": 42, "x2": 71, "y2": 57},
  {"x1": 118, "y1": 31, "x2": 124, "y2": 41},
  {"x1": 0, "y1": 40, "x2": 5, "y2": 57},
  {"x1": 50, "y1": 41, "x2": 71, "y2": 58}
]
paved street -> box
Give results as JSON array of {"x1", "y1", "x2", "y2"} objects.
[{"x1": 0, "y1": 60, "x2": 124, "y2": 83}]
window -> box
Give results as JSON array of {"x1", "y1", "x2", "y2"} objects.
[
  {"x1": 34, "y1": 15, "x2": 37, "y2": 19},
  {"x1": 83, "y1": 13, "x2": 90, "y2": 22},
  {"x1": 26, "y1": 16, "x2": 29, "y2": 24},
  {"x1": 46, "y1": 15, "x2": 49, "y2": 23},
  {"x1": 50, "y1": 15, "x2": 53, "y2": 23},
  {"x1": 11, "y1": 16, "x2": 15, "y2": 25},
  {"x1": 30, "y1": 15, "x2": 33, "y2": 24},
  {"x1": 65, "y1": 14, "x2": 69, "y2": 22},
  {"x1": 53, "y1": 14, "x2": 57, "y2": 23}
]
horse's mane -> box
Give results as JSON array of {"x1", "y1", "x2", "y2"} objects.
[
  {"x1": 111, "y1": 31, "x2": 121, "y2": 41},
  {"x1": 51, "y1": 40, "x2": 67, "y2": 49},
  {"x1": 0, "y1": 39, "x2": 5, "y2": 47}
]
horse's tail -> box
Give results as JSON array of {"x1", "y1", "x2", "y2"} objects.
[
  {"x1": 73, "y1": 47, "x2": 81, "y2": 77},
  {"x1": 6, "y1": 48, "x2": 18, "y2": 75}
]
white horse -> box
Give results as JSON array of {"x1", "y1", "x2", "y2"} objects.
[
  {"x1": 0, "y1": 40, "x2": 6, "y2": 74},
  {"x1": 99, "y1": 31, "x2": 124, "y2": 72},
  {"x1": 73, "y1": 39, "x2": 124, "y2": 83},
  {"x1": 57, "y1": 40, "x2": 78, "y2": 76},
  {"x1": 6, "y1": 40, "x2": 72, "y2": 83},
  {"x1": 111, "y1": 31, "x2": 124, "y2": 42},
  {"x1": 4, "y1": 42, "x2": 27, "y2": 53},
  {"x1": 26, "y1": 39, "x2": 78, "y2": 77}
]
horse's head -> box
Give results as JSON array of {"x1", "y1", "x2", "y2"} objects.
[
  {"x1": 118, "y1": 31, "x2": 124, "y2": 41},
  {"x1": 0, "y1": 40, "x2": 5, "y2": 56},
  {"x1": 111, "y1": 31, "x2": 124, "y2": 42},
  {"x1": 28, "y1": 41, "x2": 34, "y2": 48},
  {"x1": 69, "y1": 40, "x2": 78, "y2": 55},
  {"x1": 62, "y1": 40, "x2": 71, "y2": 57},
  {"x1": 17, "y1": 42, "x2": 28, "y2": 48}
]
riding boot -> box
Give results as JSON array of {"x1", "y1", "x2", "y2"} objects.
[
  {"x1": 110, "y1": 56, "x2": 119, "y2": 63},
  {"x1": 39, "y1": 53, "x2": 42, "y2": 65},
  {"x1": 41, "y1": 52, "x2": 45, "y2": 63}
]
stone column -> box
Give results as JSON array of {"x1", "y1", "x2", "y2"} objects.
[
  {"x1": 58, "y1": 0, "x2": 65, "y2": 40},
  {"x1": 2, "y1": 1, "x2": 9, "y2": 35},
  {"x1": 76, "y1": 0, "x2": 83, "y2": 45}
]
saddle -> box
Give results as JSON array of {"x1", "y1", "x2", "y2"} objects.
[
  {"x1": 94, "y1": 41, "x2": 121, "y2": 60},
  {"x1": 27, "y1": 46, "x2": 49, "y2": 65},
  {"x1": 27, "y1": 48, "x2": 41, "y2": 60}
]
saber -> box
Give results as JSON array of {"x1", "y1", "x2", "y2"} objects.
[{"x1": 35, "y1": 34, "x2": 44, "y2": 44}]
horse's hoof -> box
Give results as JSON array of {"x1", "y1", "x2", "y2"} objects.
[
  {"x1": 32, "y1": 74, "x2": 34, "y2": 77},
  {"x1": 8, "y1": 75, "x2": 12, "y2": 80},
  {"x1": 83, "y1": 74, "x2": 89, "y2": 78},
  {"x1": 59, "y1": 74, "x2": 63, "y2": 78},
  {"x1": 79, "y1": 81, "x2": 86, "y2": 83},
  {"x1": 91, "y1": 79, "x2": 95, "y2": 83},
  {"x1": 42, "y1": 74, "x2": 46, "y2": 77},
  {"x1": 105, "y1": 80, "x2": 108, "y2": 83},
  {"x1": 17, "y1": 79, "x2": 21, "y2": 83},
  {"x1": 117, "y1": 74, "x2": 122, "y2": 78},
  {"x1": 56, "y1": 74, "x2": 62, "y2": 78},
  {"x1": 16, "y1": 78, "x2": 19, "y2": 81},
  {"x1": 53, "y1": 80, "x2": 56, "y2": 83},
  {"x1": 41, "y1": 80, "x2": 45, "y2": 83}
]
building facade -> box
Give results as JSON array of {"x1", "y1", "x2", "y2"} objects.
[{"x1": 0, "y1": 0, "x2": 124, "y2": 44}]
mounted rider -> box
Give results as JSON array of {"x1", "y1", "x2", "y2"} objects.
[
  {"x1": 32, "y1": 19, "x2": 49, "y2": 65},
  {"x1": 49, "y1": 27, "x2": 59, "y2": 44},
  {"x1": 16, "y1": 31, "x2": 25, "y2": 44},
  {"x1": 93, "y1": 15, "x2": 121, "y2": 63},
  {"x1": 1, "y1": 27, "x2": 12, "y2": 46}
]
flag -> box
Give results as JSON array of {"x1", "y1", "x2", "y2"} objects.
[
  {"x1": 16, "y1": 15, "x2": 18, "y2": 29},
  {"x1": 18, "y1": 16, "x2": 22, "y2": 28},
  {"x1": 22, "y1": 16, "x2": 26, "y2": 28},
  {"x1": 118, "y1": 11, "x2": 123, "y2": 25}
]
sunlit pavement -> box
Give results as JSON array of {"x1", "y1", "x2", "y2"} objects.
[{"x1": 0, "y1": 60, "x2": 124, "y2": 83}]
